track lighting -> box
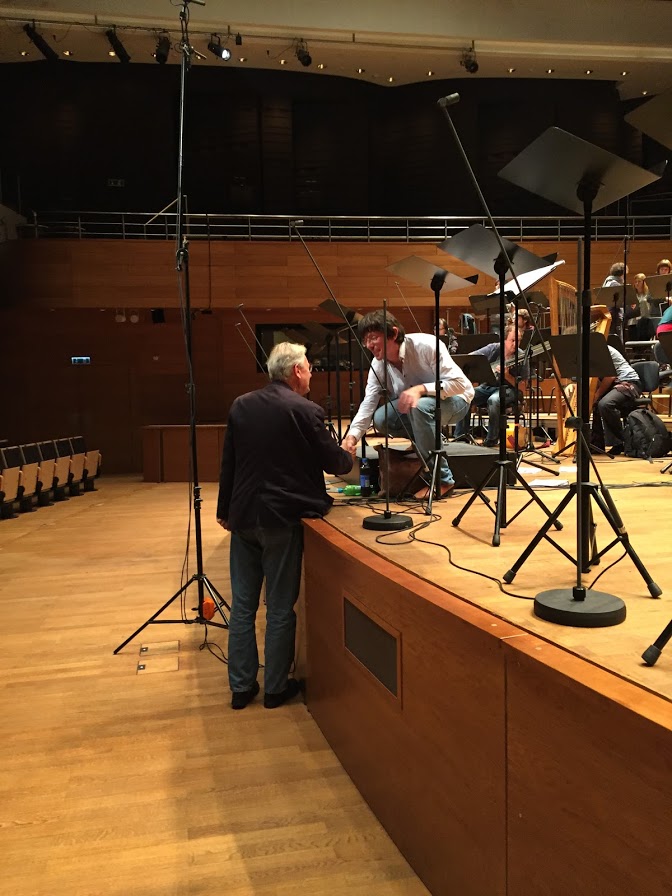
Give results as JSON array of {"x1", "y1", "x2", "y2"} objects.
[
  {"x1": 460, "y1": 43, "x2": 479, "y2": 74},
  {"x1": 105, "y1": 28, "x2": 131, "y2": 64},
  {"x1": 23, "y1": 23, "x2": 59, "y2": 62},
  {"x1": 295, "y1": 39, "x2": 312, "y2": 67},
  {"x1": 154, "y1": 34, "x2": 170, "y2": 64},
  {"x1": 208, "y1": 34, "x2": 231, "y2": 61}
]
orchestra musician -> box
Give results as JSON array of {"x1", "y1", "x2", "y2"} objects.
[
  {"x1": 590, "y1": 345, "x2": 642, "y2": 455},
  {"x1": 454, "y1": 322, "x2": 529, "y2": 447}
]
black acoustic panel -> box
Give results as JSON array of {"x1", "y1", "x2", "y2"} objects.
[
  {"x1": 445, "y1": 443, "x2": 517, "y2": 488},
  {"x1": 344, "y1": 598, "x2": 398, "y2": 696}
]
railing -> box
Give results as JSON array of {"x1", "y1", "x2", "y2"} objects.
[{"x1": 17, "y1": 211, "x2": 672, "y2": 242}]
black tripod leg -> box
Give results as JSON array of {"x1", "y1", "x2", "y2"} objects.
[
  {"x1": 492, "y1": 463, "x2": 509, "y2": 547},
  {"x1": 452, "y1": 464, "x2": 499, "y2": 526},
  {"x1": 202, "y1": 575, "x2": 231, "y2": 625},
  {"x1": 642, "y1": 618, "x2": 672, "y2": 666},
  {"x1": 503, "y1": 486, "x2": 576, "y2": 582},
  {"x1": 590, "y1": 489, "x2": 662, "y2": 597},
  {"x1": 113, "y1": 577, "x2": 195, "y2": 654}
]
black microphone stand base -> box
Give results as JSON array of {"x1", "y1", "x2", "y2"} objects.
[
  {"x1": 113, "y1": 573, "x2": 230, "y2": 654},
  {"x1": 363, "y1": 511, "x2": 413, "y2": 531},
  {"x1": 534, "y1": 587, "x2": 626, "y2": 627}
]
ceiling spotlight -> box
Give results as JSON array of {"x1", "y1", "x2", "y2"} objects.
[
  {"x1": 154, "y1": 34, "x2": 170, "y2": 64},
  {"x1": 20, "y1": 50, "x2": 28, "y2": 57},
  {"x1": 106, "y1": 28, "x2": 131, "y2": 64},
  {"x1": 621, "y1": 71, "x2": 629, "y2": 76},
  {"x1": 356, "y1": 67, "x2": 365, "y2": 74},
  {"x1": 427, "y1": 70, "x2": 434, "y2": 76},
  {"x1": 239, "y1": 57, "x2": 246, "y2": 63},
  {"x1": 388, "y1": 76, "x2": 394, "y2": 83},
  {"x1": 235, "y1": 32, "x2": 242, "y2": 46},
  {"x1": 642, "y1": 90, "x2": 649, "y2": 96},
  {"x1": 23, "y1": 23, "x2": 59, "y2": 62},
  {"x1": 317, "y1": 63, "x2": 325, "y2": 70},
  {"x1": 63, "y1": 50, "x2": 73, "y2": 57},
  {"x1": 585, "y1": 69, "x2": 593, "y2": 75},
  {"x1": 546, "y1": 68, "x2": 554, "y2": 74},
  {"x1": 460, "y1": 44, "x2": 479, "y2": 75},
  {"x1": 508, "y1": 67, "x2": 516, "y2": 73},
  {"x1": 279, "y1": 58, "x2": 287, "y2": 65},
  {"x1": 208, "y1": 34, "x2": 231, "y2": 60},
  {"x1": 295, "y1": 39, "x2": 312, "y2": 67}
]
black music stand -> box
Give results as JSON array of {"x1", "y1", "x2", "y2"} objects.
[
  {"x1": 625, "y1": 89, "x2": 672, "y2": 152},
  {"x1": 646, "y1": 273, "x2": 672, "y2": 312},
  {"x1": 439, "y1": 225, "x2": 559, "y2": 546},
  {"x1": 450, "y1": 353, "x2": 498, "y2": 444},
  {"x1": 386, "y1": 255, "x2": 478, "y2": 515},
  {"x1": 499, "y1": 126, "x2": 662, "y2": 625}
]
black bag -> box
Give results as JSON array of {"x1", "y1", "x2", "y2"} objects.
[{"x1": 623, "y1": 408, "x2": 672, "y2": 459}]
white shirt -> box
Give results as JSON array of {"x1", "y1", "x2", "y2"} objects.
[{"x1": 348, "y1": 333, "x2": 475, "y2": 442}]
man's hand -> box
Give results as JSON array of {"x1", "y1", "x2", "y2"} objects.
[
  {"x1": 216, "y1": 518, "x2": 228, "y2": 529},
  {"x1": 397, "y1": 384, "x2": 426, "y2": 413},
  {"x1": 342, "y1": 434, "x2": 358, "y2": 456}
]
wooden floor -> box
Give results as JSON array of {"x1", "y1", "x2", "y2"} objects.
[
  {"x1": 0, "y1": 478, "x2": 428, "y2": 896},
  {"x1": 328, "y1": 447, "x2": 672, "y2": 703}
]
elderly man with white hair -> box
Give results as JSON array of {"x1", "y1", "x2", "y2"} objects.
[{"x1": 217, "y1": 342, "x2": 353, "y2": 710}]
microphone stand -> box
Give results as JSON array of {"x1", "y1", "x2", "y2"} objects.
[{"x1": 114, "y1": 0, "x2": 230, "y2": 654}]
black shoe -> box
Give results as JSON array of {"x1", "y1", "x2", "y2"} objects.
[
  {"x1": 231, "y1": 680, "x2": 260, "y2": 710},
  {"x1": 483, "y1": 439, "x2": 498, "y2": 448},
  {"x1": 264, "y1": 678, "x2": 301, "y2": 709},
  {"x1": 609, "y1": 443, "x2": 623, "y2": 456}
]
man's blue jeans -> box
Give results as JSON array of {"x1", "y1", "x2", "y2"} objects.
[
  {"x1": 228, "y1": 525, "x2": 303, "y2": 695},
  {"x1": 373, "y1": 395, "x2": 469, "y2": 485}
]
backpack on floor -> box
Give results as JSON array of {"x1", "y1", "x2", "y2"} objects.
[{"x1": 623, "y1": 408, "x2": 672, "y2": 459}]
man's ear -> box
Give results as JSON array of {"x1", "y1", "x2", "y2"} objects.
[{"x1": 391, "y1": 327, "x2": 398, "y2": 340}]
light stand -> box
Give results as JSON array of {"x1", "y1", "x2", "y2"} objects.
[
  {"x1": 114, "y1": 0, "x2": 230, "y2": 654},
  {"x1": 498, "y1": 126, "x2": 662, "y2": 624}
]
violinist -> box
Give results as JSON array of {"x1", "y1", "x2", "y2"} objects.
[{"x1": 454, "y1": 323, "x2": 529, "y2": 447}]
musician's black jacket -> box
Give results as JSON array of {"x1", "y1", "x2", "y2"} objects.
[{"x1": 217, "y1": 380, "x2": 353, "y2": 529}]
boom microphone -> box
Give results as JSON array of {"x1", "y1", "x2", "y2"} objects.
[
  {"x1": 289, "y1": 219, "x2": 304, "y2": 226},
  {"x1": 437, "y1": 93, "x2": 460, "y2": 108}
]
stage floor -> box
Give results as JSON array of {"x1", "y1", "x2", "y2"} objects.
[{"x1": 325, "y1": 445, "x2": 672, "y2": 704}]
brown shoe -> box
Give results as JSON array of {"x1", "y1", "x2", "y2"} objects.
[{"x1": 414, "y1": 481, "x2": 455, "y2": 500}]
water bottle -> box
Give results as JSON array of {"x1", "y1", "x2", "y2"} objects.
[
  {"x1": 339, "y1": 484, "x2": 361, "y2": 496},
  {"x1": 359, "y1": 458, "x2": 372, "y2": 497}
]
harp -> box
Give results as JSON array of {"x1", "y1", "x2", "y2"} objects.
[{"x1": 547, "y1": 277, "x2": 611, "y2": 454}]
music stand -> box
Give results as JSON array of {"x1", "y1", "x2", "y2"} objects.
[
  {"x1": 645, "y1": 273, "x2": 672, "y2": 307},
  {"x1": 624, "y1": 89, "x2": 672, "y2": 152},
  {"x1": 386, "y1": 255, "x2": 478, "y2": 515},
  {"x1": 499, "y1": 126, "x2": 662, "y2": 625},
  {"x1": 439, "y1": 225, "x2": 559, "y2": 546}
]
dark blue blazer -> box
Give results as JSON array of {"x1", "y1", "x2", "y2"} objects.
[{"x1": 217, "y1": 380, "x2": 353, "y2": 529}]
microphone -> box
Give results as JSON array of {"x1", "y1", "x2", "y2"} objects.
[
  {"x1": 437, "y1": 93, "x2": 460, "y2": 108},
  {"x1": 289, "y1": 219, "x2": 304, "y2": 227}
]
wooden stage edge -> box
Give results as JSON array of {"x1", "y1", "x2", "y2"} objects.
[{"x1": 302, "y1": 459, "x2": 672, "y2": 896}]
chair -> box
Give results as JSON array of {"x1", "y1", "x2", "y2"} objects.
[
  {"x1": 0, "y1": 449, "x2": 21, "y2": 519},
  {"x1": 631, "y1": 361, "x2": 659, "y2": 409},
  {"x1": 20, "y1": 443, "x2": 52, "y2": 507},
  {"x1": 70, "y1": 435, "x2": 101, "y2": 492},
  {"x1": 54, "y1": 437, "x2": 86, "y2": 496},
  {"x1": 1, "y1": 446, "x2": 38, "y2": 513},
  {"x1": 37, "y1": 440, "x2": 70, "y2": 501}
]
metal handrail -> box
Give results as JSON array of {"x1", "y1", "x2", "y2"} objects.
[{"x1": 17, "y1": 210, "x2": 672, "y2": 242}]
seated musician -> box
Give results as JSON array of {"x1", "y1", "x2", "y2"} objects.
[
  {"x1": 656, "y1": 258, "x2": 671, "y2": 277},
  {"x1": 591, "y1": 346, "x2": 642, "y2": 455},
  {"x1": 342, "y1": 311, "x2": 473, "y2": 498},
  {"x1": 454, "y1": 323, "x2": 529, "y2": 447},
  {"x1": 631, "y1": 273, "x2": 657, "y2": 340}
]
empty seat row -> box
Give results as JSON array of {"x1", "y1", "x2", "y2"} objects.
[{"x1": 0, "y1": 437, "x2": 101, "y2": 519}]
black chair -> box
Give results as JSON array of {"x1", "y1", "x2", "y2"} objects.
[{"x1": 631, "y1": 360, "x2": 659, "y2": 409}]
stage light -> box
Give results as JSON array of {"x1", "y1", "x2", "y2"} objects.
[
  {"x1": 154, "y1": 35, "x2": 170, "y2": 64},
  {"x1": 460, "y1": 44, "x2": 479, "y2": 75},
  {"x1": 23, "y1": 23, "x2": 59, "y2": 62},
  {"x1": 208, "y1": 34, "x2": 231, "y2": 60},
  {"x1": 106, "y1": 28, "x2": 131, "y2": 64},
  {"x1": 295, "y1": 39, "x2": 312, "y2": 67}
]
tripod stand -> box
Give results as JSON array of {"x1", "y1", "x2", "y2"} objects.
[
  {"x1": 114, "y1": 0, "x2": 229, "y2": 654},
  {"x1": 498, "y1": 125, "x2": 662, "y2": 624}
]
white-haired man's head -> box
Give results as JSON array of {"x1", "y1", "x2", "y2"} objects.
[{"x1": 267, "y1": 342, "x2": 312, "y2": 395}]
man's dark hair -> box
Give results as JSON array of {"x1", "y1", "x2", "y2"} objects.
[
  {"x1": 609, "y1": 262, "x2": 625, "y2": 277},
  {"x1": 357, "y1": 310, "x2": 405, "y2": 344}
]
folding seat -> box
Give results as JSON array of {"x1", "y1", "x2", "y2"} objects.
[
  {"x1": 54, "y1": 438, "x2": 85, "y2": 497},
  {"x1": 0, "y1": 447, "x2": 21, "y2": 519},
  {"x1": 69, "y1": 435, "x2": 101, "y2": 492},
  {"x1": 20, "y1": 443, "x2": 52, "y2": 506},
  {"x1": 37, "y1": 440, "x2": 70, "y2": 501},
  {"x1": 1, "y1": 445, "x2": 37, "y2": 513}
]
